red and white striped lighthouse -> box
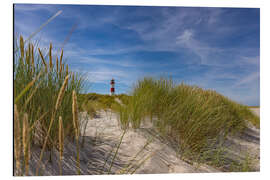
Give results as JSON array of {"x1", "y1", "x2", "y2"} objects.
[{"x1": 110, "y1": 78, "x2": 115, "y2": 95}]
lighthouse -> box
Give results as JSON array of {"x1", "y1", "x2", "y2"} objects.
[{"x1": 110, "y1": 78, "x2": 115, "y2": 95}]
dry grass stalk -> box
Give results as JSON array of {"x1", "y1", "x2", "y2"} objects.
[
  {"x1": 130, "y1": 151, "x2": 157, "y2": 174},
  {"x1": 58, "y1": 116, "x2": 64, "y2": 158},
  {"x1": 36, "y1": 75, "x2": 69, "y2": 175},
  {"x1": 72, "y1": 90, "x2": 80, "y2": 175},
  {"x1": 26, "y1": 44, "x2": 30, "y2": 65},
  {"x1": 20, "y1": 36, "x2": 24, "y2": 59},
  {"x1": 59, "y1": 49, "x2": 64, "y2": 75},
  {"x1": 27, "y1": 139, "x2": 31, "y2": 173},
  {"x1": 14, "y1": 105, "x2": 21, "y2": 176},
  {"x1": 24, "y1": 81, "x2": 41, "y2": 109},
  {"x1": 56, "y1": 57, "x2": 59, "y2": 73},
  {"x1": 60, "y1": 49, "x2": 63, "y2": 65},
  {"x1": 38, "y1": 48, "x2": 47, "y2": 72},
  {"x1": 72, "y1": 72, "x2": 74, "y2": 84},
  {"x1": 59, "y1": 50, "x2": 63, "y2": 76},
  {"x1": 108, "y1": 129, "x2": 126, "y2": 173},
  {"x1": 55, "y1": 75, "x2": 69, "y2": 111},
  {"x1": 58, "y1": 116, "x2": 64, "y2": 175},
  {"x1": 49, "y1": 43, "x2": 53, "y2": 70},
  {"x1": 15, "y1": 70, "x2": 43, "y2": 104},
  {"x1": 31, "y1": 44, "x2": 34, "y2": 66},
  {"x1": 31, "y1": 44, "x2": 35, "y2": 74},
  {"x1": 23, "y1": 113, "x2": 30, "y2": 176},
  {"x1": 59, "y1": 64, "x2": 63, "y2": 77},
  {"x1": 65, "y1": 64, "x2": 69, "y2": 76},
  {"x1": 72, "y1": 91, "x2": 79, "y2": 137}
]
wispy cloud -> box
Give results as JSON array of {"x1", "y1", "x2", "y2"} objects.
[
  {"x1": 176, "y1": 29, "x2": 223, "y2": 65},
  {"x1": 14, "y1": 5, "x2": 260, "y2": 105},
  {"x1": 234, "y1": 71, "x2": 260, "y2": 87}
]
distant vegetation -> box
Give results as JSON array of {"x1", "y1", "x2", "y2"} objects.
[
  {"x1": 248, "y1": 106, "x2": 260, "y2": 108},
  {"x1": 78, "y1": 93, "x2": 130, "y2": 117}
]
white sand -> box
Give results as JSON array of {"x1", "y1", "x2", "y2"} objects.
[
  {"x1": 84, "y1": 110, "x2": 219, "y2": 174},
  {"x1": 250, "y1": 107, "x2": 260, "y2": 117},
  {"x1": 18, "y1": 108, "x2": 260, "y2": 175}
]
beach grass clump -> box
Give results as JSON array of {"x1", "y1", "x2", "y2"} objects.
[
  {"x1": 14, "y1": 36, "x2": 84, "y2": 147},
  {"x1": 117, "y1": 77, "x2": 259, "y2": 156},
  {"x1": 14, "y1": 36, "x2": 85, "y2": 175}
]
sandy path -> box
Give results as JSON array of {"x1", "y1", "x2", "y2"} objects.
[
  {"x1": 84, "y1": 110, "x2": 219, "y2": 174},
  {"x1": 84, "y1": 108, "x2": 260, "y2": 173},
  {"x1": 22, "y1": 110, "x2": 216, "y2": 176},
  {"x1": 18, "y1": 108, "x2": 260, "y2": 175}
]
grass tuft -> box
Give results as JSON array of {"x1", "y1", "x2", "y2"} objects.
[
  {"x1": 116, "y1": 77, "x2": 259, "y2": 158},
  {"x1": 14, "y1": 36, "x2": 85, "y2": 175}
]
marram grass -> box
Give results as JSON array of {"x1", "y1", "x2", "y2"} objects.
[
  {"x1": 58, "y1": 116, "x2": 64, "y2": 175},
  {"x1": 14, "y1": 36, "x2": 84, "y2": 175},
  {"x1": 14, "y1": 36, "x2": 149, "y2": 175},
  {"x1": 116, "y1": 77, "x2": 259, "y2": 156},
  {"x1": 72, "y1": 90, "x2": 81, "y2": 175},
  {"x1": 14, "y1": 105, "x2": 21, "y2": 176}
]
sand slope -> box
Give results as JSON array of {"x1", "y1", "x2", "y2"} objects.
[
  {"x1": 18, "y1": 108, "x2": 260, "y2": 175},
  {"x1": 84, "y1": 110, "x2": 220, "y2": 174}
]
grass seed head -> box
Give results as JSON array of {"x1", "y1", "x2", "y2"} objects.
[
  {"x1": 26, "y1": 44, "x2": 31, "y2": 65},
  {"x1": 58, "y1": 116, "x2": 64, "y2": 160},
  {"x1": 20, "y1": 36, "x2": 24, "y2": 59},
  {"x1": 56, "y1": 57, "x2": 59, "y2": 73},
  {"x1": 60, "y1": 49, "x2": 63, "y2": 65},
  {"x1": 14, "y1": 105, "x2": 21, "y2": 175},
  {"x1": 23, "y1": 113, "x2": 30, "y2": 176},
  {"x1": 31, "y1": 44, "x2": 35, "y2": 74},
  {"x1": 55, "y1": 75, "x2": 69, "y2": 111},
  {"x1": 72, "y1": 90, "x2": 79, "y2": 138},
  {"x1": 38, "y1": 48, "x2": 47, "y2": 72},
  {"x1": 22, "y1": 113, "x2": 29, "y2": 156},
  {"x1": 66, "y1": 64, "x2": 69, "y2": 76},
  {"x1": 49, "y1": 43, "x2": 53, "y2": 70}
]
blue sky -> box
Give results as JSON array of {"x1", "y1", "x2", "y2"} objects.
[{"x1": 14, "y1": 4, "x2": 260, "y2": 106}]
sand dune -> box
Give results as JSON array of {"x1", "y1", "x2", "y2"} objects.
[{"x1": 18, "y1": 108, "x2": 260, "y2": 175}]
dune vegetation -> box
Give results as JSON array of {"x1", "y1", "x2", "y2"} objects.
[
  {"x1": 14, "y1": 37, "x2": 148, "y2": 176},
  {"x1": 78, "y1": 93, "x2": 130, "y2": 116},
  {"x1": 113, "y1": 77, "x2": 259, "y2": 168},
  {"x1": 14, "y1": 36, "x2": 85, "y2": 175},
  {"x1": 14, "y1": 35, "x2": 259, "y2": 175}
]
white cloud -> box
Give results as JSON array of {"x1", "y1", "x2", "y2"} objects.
[
  {"x1": 176, "y1": 29, "x2": 193, "y2": 43},
  {"x1": 235, "y1": 71, "x2": 260, "y2": 87},
  {"x1": 175, "y1": 29, "x2": 222, "y2": 65}
]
